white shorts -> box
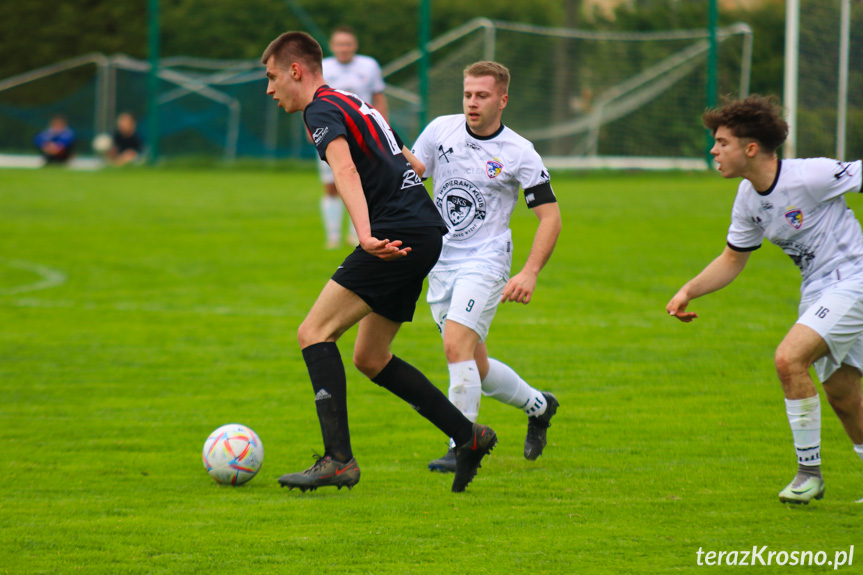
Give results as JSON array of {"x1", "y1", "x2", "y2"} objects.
[
  {"x1": 797, "y1": 281, "x2": 863, "y2": 382},
  {"x1": 317, "y1": 158, "x2": 335, "y2": 185},
  {"x1": 427, "y1": 268, "x2": 506, "y2": 342}
]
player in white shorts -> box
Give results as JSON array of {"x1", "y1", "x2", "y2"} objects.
[
  {"x1": 411, "y1": 61, "x2": 563, "y2": 472},
  {"x1": 318, "y1": 26, "x2": 387, "y2": 249},
  {"x1": 667, "y1": 95, "x2": 863, "y2": 504}
]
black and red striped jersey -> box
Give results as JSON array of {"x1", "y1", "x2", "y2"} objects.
[{"x1": 304, "y1": 85, "x2": 445, "y2": 233}]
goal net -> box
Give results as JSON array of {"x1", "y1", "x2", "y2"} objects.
[
  {"x1": 0, "y1": 54, "x2": 309, "y2": 163},
  {"x1": 792, "y1": 0, "x2": 863, "y2": 160},
  {"x1": 0, "y1": 18, "x2": 752, "y2": 169}
]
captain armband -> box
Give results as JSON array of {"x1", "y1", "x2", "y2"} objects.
[
  {"x1": 524, "y1": 182, "x2": 557, "y2": 209},
  {"x1": 727, "y1": 241, "x2": 761, "y2": 252}
]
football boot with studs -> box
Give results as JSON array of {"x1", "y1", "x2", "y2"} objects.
[
  {"x1": 452, "y1": 424, "x2": 497, "y2": 493},
  {"x1": 524, "y1": 392, "x2": 559, "y2": 461},
  {"x1": 278, "y1": 454, "x2": 360, "y2": 492}
]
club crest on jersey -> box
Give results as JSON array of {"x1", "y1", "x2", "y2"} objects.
[
  {"x1": 784, "y1": 208, "x2": 803, "y2": 229},
  {"x1": 486, "y1": 159, "x2": 503, "y2": 179},
  {"x1": 436, "y1": 178, "x2": 487, "y2": 240}
]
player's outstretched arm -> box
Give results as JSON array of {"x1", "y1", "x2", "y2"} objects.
[
  {"x1": 327, "y1": 137, "x2": 409, "y2": 261},
  {"x1": 502, "y1": 202, "x2": 561, "y2": 304},
  {"x1": 666, "y1": 246, "x2": 751, "y2": 322}
]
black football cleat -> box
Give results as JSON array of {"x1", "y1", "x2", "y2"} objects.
[
  {"x1": 524, "y1": 392, "x2": 559, "y2": 461},
  {"x1": 452, "y1": 424, "x2": 497, "y2": 493},
  {"x1": 428, "y1": 447, "x2": 457, "y2": 473},
  {"x1": 278, "y1": 455, "x2": 360, "y2": 492}
]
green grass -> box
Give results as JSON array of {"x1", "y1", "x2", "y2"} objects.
[{"x1": 1, "y1": 166, "x2": 861, "y2": 574}]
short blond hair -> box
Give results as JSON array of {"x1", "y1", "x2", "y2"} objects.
[{"x1": 464, "y1": 61, "x2": 510, "y2": 94}]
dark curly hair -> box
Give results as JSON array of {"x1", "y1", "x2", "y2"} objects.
[{"x1": 702, "y1": 95, "x2": 788, "y2": 154}]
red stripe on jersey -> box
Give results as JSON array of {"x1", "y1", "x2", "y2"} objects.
[
  {"x1": 320, "y1": 97, "x2": 371, "y2": 157},
  {"x1": 320, "y1": 90, "x2": 388, "y2": 157}
]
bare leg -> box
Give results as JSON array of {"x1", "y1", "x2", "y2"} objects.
[
  {"x1": 356, "y1": 313, "x2": 474, "y2": 446},
  {"x1": 822, "y1": 363, "x2": 863, "y2": 444},
  {"x1": 774, "y1": 323, "x2": 829, "y2": 399},
  {"x1": 296, "y1": 280, "x2": 371, "y2": 463},
  {"x1": 298, "y1": 280, "x2": 371, "y2": 348},
  {"x1": 775, "y1": 323, "x2": 829, "y2": 503}
]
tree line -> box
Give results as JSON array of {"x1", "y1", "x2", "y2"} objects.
[{"x1": 1, "y1": 0, "x2": 785, "y2": 102}]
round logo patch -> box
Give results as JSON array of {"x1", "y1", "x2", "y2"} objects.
[{"x1": 436, "y1": 178, "x2": 487, "y2": 240}]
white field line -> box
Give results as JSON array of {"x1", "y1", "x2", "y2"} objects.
[
  {"x1": 0, "y1": 260, "x2": 294, "y2": 317},
  {"x1": 0, "y1": 259, "x2": 67, "y2": 295}
]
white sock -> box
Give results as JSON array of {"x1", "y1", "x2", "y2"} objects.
[
  {"x1": 785, "y1": 396, "x2": 822, "y2": 467},
  {"x1": 321, "y1": 196, "x2": 343, "y2": 244},
  {"x1": 481, "y1": 358, "x2": 546, "y2": 417},
  {"x1": 448, "y1": 360, "x2": 482, "y2": 423},
  {"x1": 346, "y1": 220, "x2": 358, "y2": 243},
  {"x1": 854, "y1": 444, "x2": 863, "y2": 463}
]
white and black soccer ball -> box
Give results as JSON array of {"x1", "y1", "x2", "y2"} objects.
[
  {"x1": 92, "y1": 133, "x2": 113, "y2": 154},
  {"x1": 202, "y1": 423, "x2": 264, "y2": 485}
]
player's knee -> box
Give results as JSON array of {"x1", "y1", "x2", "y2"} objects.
[
  {"x1": 443, "y1": 338, "x2": 472, "y2": 363},
  {"x1": 297, "y1": 322, "x2": 311, "y2": 348},
  {"x1": 353, "y1": 349, "x2": 385, "y2": 379},
  {"x1": 824, "y1": 389, "x2": 848, "y2": 414},
  {"x1": 823, "y1": 376, "x2": 862, "y2": 407},
  {"x1": 774, "y1": 347, "x2": 801, "y2": 380},
  {"x1": 297, "y1": 321, "x2": 324, "y2": 348}
]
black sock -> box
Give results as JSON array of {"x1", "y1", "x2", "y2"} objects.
[
  {"x1": 302, "y1": 342, "x2": 353, "y2": 462},
  {"x1": 371, "y1": 355, "x2": 472, "y2": 446}
]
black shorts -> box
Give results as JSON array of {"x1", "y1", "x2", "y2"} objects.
[{"x1": 332, "y1": 226, "x2": 444, "y2": 323}]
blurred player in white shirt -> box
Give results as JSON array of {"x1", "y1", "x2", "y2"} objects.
[
  {"x1": 318, "y1": 26, "x2": 388, "y2": 249},
  {"x1": 412, "y1": 61, "x2": 563, "y2": 472},
  {"x1": 667, "y1": 95, "x2": 863, "y2": 504}
]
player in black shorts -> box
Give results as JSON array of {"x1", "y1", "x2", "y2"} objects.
[{"x1": 261, "y1": 31, "x2": 497, "y2": 493}]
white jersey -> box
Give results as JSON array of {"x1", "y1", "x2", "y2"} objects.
[
  {"x1": 412, "y1": 114, "x2": 554, "y2": 278},
  {"x1": 321, "y1": 55, "x2": 385, "y2": 105},
  {"x1": 727, "y1": 157, "x2": 863, "y2": 297}
]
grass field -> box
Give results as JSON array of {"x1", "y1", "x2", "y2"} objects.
[{"x1": 1, "y1": 166, "x2": 861, "y2": 574}]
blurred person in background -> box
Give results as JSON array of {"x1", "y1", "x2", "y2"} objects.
[
  {"x1": 34, "y1": 115, "x2": 76, "y2": 165},
  {"x1": 317, "y1": 26, "x2": 388, "y2": 249},
  {"x1": 108, "y1": 112, "x2": 144, "y2": 166}
]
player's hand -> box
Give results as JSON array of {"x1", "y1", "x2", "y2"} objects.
[
  {"x1": 666, "y1": 291, "x2": 698, "y2": 322},
  {"x1": 360, "y1": 236, "x2": 411, "y2": 261},
  {"x1": 501, "y1": 271, "x2": 537, "y2": 304}
]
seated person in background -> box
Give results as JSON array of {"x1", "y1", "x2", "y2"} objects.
[
  {"x1": 109, "y1": 112, "x2": 144, "y2": 166},
  {"x1": 34, "y1": 115, "x2": 76, "y2": 165}
]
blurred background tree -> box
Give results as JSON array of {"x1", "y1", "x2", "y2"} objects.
[{"x1": 0, "y1": 0, "x2": 784, "y2": 96}]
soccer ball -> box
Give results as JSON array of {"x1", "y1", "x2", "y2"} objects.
[
  {"x1": 92, "y1": 133, "x2": 113, "y2": 154},
  {"x1": 202, "y1": 423, "x2": 264, "y2": 485}
]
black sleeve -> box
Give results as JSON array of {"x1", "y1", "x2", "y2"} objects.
[
  {"x1": 727, "y1": 241, "x2": 761, "y2": 252},
  {"x1": 524, "y1": 181, "x2": 557, "y2": 209},
  {"x1": 304, "y1": 102, "x2": 348, "y2": 161}
]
